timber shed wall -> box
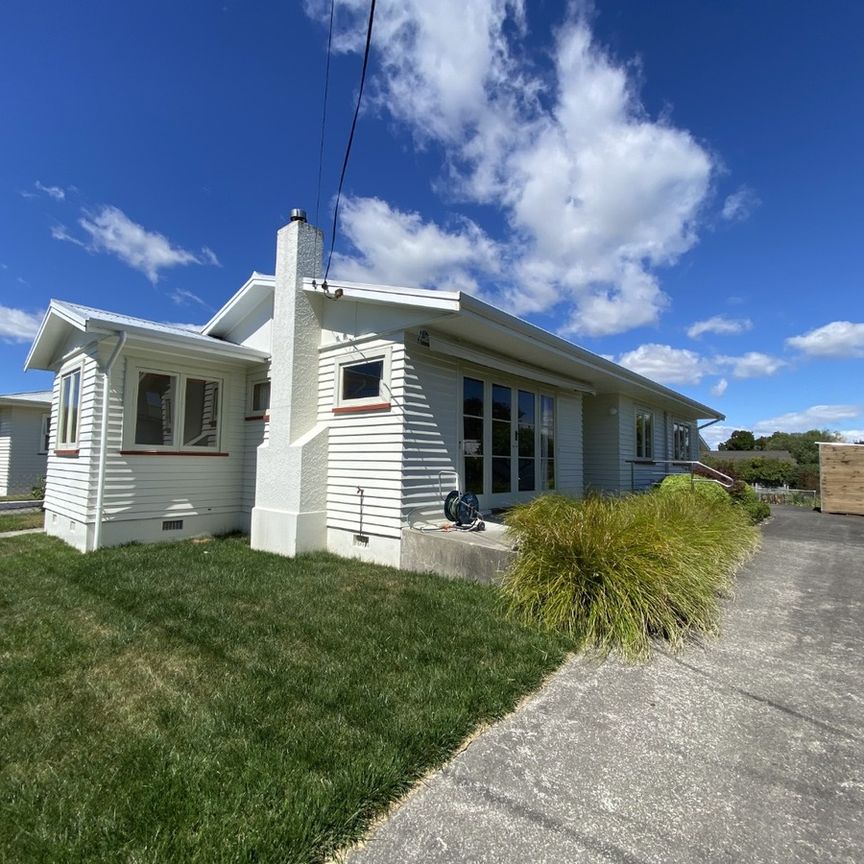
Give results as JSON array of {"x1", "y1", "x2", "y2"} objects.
[{"x1": 819, "y1": 443, "x2": 864, "y2": 516}]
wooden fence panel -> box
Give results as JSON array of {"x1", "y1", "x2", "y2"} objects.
[{"x1": 819, "y1": 443, "x2": 864, "y2": 516}]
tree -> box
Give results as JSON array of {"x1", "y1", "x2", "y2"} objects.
[{"x1": 719, "y1": 429, "x2": 756, "y2": 451}]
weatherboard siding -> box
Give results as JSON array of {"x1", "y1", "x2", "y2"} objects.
[
  {"x1": 43, "y1": 351, "x2": 101, "y2": 522},
  {"x1": 582, "y1": 394, "x2": 622, "y2": 493},
  {"x1": 556, "y1": 392, "x2": 583, "y2": 496},
  {"x1": 400, "y1": 347, "x2": 460, "y2": 522},
  {"x1": 98, "y1": 351, "x2": 250, "y2": 526},
  {"x1": 0, "y1": 409, "x2": 10, "y2": 495},
  {"x1": 4, "y1": 406, "x2": 48, "y2": 495},
  {"x1": 319, "y1": 337, "x2": 406, "y2": 539}
]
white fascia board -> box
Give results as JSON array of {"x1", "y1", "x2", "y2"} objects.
[
  {"x1": 458, "y1": 297, "x2": 724, "y2": 420},
  {"x1": 23, "y1": 301, "x2": 87, "y2": 371},
  {"x1": 202, "y1": 273, "x2": 276, "y2": 336},
  {"x1": 0, "y1": 396, "x2": 53, "y2": 408},
  {"x1": 84, "y1": 321, "x2": 270, "y2": 363},
  {"x1": 427, "y1": 333, "x2": 596, "y2": 394},
  {"x1": 302, "y1": 277, "x2": 461, "y2": 312}
]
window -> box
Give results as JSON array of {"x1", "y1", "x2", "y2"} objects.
[
  {"x1": 40, "y1": 414, "x2": 51, "y2": 453},
  {"x1": 673, "y1": 421, "x2": 692, "y2": 461},
  {"x1": 183, "y1": 378, "x2": 220, "y2": 447},
  {"x1": 58, "y1": 368, "x2": 81, "y2": 448},
  {"x1": 463, "y1": 377, "x2": 485, "y2": 494},
  {"x1": 540, "y1": 395, "x2": 555, "y2": 490},
  {"x1": 635, "y1": 408, "x2": 654, "y2": 459},
  {"x1": 130, "y1": 368, "x2": 221, "y2": 451},
  {"x1": 341, "y1": 360, "x2": 383, "y2": 401},
  {"x1": 335, "y1": 351, "x2": 391, "y2": 410},
  {"x1": 250, "y1": 380, "x2": 270, "y2": 415}
]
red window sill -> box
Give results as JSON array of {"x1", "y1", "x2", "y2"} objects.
[
  {"x1": 119, "y1": 450, "x2": 230, "y2": 457},
  {"x1": 332, "y1": 402, "x2": 391, "y2": 415},
  {"x1": 244, "y1": 414, "x2": 270, "y2": 421},
  {"x1": 54, "y1": 449, "x2": 80, "y2": 457}
]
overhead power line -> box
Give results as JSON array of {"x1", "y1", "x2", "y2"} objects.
[
  {"x1": 314, "y1": 0, "x2": 335, "y2": 228},
  {"x1": 323, "y1": 0, "x2": 377, "y2": 284}
]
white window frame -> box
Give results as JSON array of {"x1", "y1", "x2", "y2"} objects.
[
  {"x1": 125, "y1": 363, "x2": 224, "y2": 452},
  {"x1": 635, "y1": 407, "x2": 654, "y2": 460},
  {"x1": 673, "y1": 421, "x2": 692, "y2": 461},
  {"x1": 39, "y1": 413, "x2": 51, "y2": 454},
  {"x1": 247, "y1": 375, "x2": 271, "y2": 417},
  {"x1": 335, "y1": 348, "x2": 392, "y2": 409},
  {"x1": 57, "y1": 366, "x2": 83, "y2": 449}
]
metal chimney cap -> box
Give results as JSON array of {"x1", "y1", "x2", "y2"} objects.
[{"x1": 289, "y1": 208, "x2": 307, "y2": 223}]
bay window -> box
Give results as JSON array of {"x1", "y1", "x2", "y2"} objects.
[{"x1": 130, "y1": 367, "x2": 222, "y2": 451}]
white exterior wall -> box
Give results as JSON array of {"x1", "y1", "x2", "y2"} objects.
[
  {"x1": 44, "y1": 341, "x2": 259, "y2": 551},
  {"x1": 556, "y1": 392, "x2": 583, "y2": 496},
  {"x1": 0, "y1": 406, "x2": 49, "y2": 496},
  {"x1": 319, "y1": 336, "x2": 407, "y2": 560},
  {"x1": 43, "y1": 350, "x2": 102, "y2": 543},
  {"x1": 401, "y1": 347, "x2": 460, "y2": 522},
  {"x1": 582, "y1": 393, "x2": 622, "y2": 493}
]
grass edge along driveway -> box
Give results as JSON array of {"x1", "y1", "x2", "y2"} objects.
[{"x1": 0, "y1": 534, "x2": 569, "y2": 864}]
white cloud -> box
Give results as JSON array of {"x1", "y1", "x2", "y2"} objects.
[
  {"x1": 332, "y1": 196, "x2": 502, "y2": 292},
  {"x1": 200, "y1": 246, "x2": 221, "y2": 267},
  {"x1": 170, "y1": 288, "x2": 212, "y2": 310},
  {"x1": 20, "y1": 180, "x2": 67, "y2": 201},
  {"x1": 752, "y1": 404, "x2": 861, "y2": 435},
  {"x1": 700, "y1": 423, "x2": 735, "y2": 449},
  {"x1": 52, "y1": 205, "x2": 219, "y2": 283},
  {"x1": 615, "y1": 343, "x2": 707, "y2": 385},
  {"x1": 687, "y1": 314, "x2": 752, "y2": 339},
  {"x1": 312, "y1": 3, "x2": 715, "y2": 337},
  {"x1": 711, "y1": 377, "x2": 728, "y2": 397},
  {"x1": 839, "y1": 429, "x2": 864, "y2": 443},
  {"x1": 721, "y1": 185, "x2": 760, "y2": 222},
  {"x1": 715, "y1": 351, "x2": 786, "y2": 379},
  {"x1": 0, "y1": 305, "x2": 43, "y2": 342},
  {"x1": 786, "y1": 321, "x2": 864, "y2": 358}
]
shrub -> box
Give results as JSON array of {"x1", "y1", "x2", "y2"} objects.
[
  {"x1": 501, "y1": 491, "x2": 760, "y2": 661},
  {"x1": 31, "y1": 475, "x2": 46, "y2": 501},
  {"x1": 728, "y1": 480, "x2": 771, "y2": 523},
  {"x1": 658, "y1": 472, "x2": 730, "y2": 504}
]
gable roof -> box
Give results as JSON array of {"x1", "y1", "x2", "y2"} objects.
[
  {"x1": 25, "y1": 300, "x2": 270, "y2": 371},
  {"x1": 0, "y1": 390, "x2": 52, "y2": 408},
  {"x1": 203, "y1": 273, "x2": 275, "y2": 337}
]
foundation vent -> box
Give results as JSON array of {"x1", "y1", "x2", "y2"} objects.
[{"x1": 162, "y1": 520, "x2": 184, "y2": 531}]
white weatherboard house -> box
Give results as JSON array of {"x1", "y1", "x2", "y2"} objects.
[
  {"x1": 0, "y1": 390, "x2": 52, "y2": 497},
  {"x1": 25, "y1": 212, "x2": 723, "y2": 566}
]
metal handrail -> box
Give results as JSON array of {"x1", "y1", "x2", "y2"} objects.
[{"x1": 625, "y1": 459, "x2": 735, "y2": 491}]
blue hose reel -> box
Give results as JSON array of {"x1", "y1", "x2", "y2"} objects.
[{"x1": 444, "y1": 490, "x2": 482, "y2": 528}]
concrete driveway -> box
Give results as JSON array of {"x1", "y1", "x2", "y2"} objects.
[{"x1": 349, "y1": 507, "x2": 864, "y2": 864}]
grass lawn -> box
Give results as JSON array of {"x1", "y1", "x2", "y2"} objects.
[
  {"x1": 0, "y1": 534, "x2": 568, "y2": 863},
  {"x1": 0, "y1": 494, "x2": 39, "y2": 502},
  {"x1": 0, "y1": 510, "x2": 43, "y2": 532}
]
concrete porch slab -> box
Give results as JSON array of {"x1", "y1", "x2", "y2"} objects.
[{"x1": 400, "y1": 521, "x2": 515, "y2": 584}]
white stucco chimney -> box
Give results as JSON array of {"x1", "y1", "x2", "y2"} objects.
[{"x1": 250, "y1": 213, "x2": 329, "y2": 556}]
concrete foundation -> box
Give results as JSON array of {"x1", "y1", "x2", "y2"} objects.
[{"x1": 399, "y1": 522, "x2": 515, "y2": 584}]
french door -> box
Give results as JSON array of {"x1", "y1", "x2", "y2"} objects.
[{"x1": 461, "y1": 375, "x2": 555, "y2": 505}]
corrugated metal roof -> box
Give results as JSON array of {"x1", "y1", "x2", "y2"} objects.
[
  {"x1": 54, "y1": 300, "x2": 212, "y2": 341},
  {"x1": 0, "y1": 390, "x2": 53, "y2": 405}
]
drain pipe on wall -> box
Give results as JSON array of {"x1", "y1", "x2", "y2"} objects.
[{"x1": 92, "y1": 331, "x2": 127, "y2": 551}]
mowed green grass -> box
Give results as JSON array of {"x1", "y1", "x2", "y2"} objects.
[
  {"x1": 0, "y1": 534, "x2": 568, "y2": 864},
  {"x1": 0, "y1": 510, "x2": 43, "y2": 532}
]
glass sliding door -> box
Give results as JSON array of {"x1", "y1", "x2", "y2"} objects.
[
  {"x1": 491, "y1": 384, "x2": 512, "y2": 493},
  {"x1": 461, "y1": 374, "x2": 557, "y2": 501},
  {"x1": 462, "y1": 377, "x2": 485, "y2": 494},
  {"x1": 517, "y1": 390, "x2": 536, "y2": 491}
]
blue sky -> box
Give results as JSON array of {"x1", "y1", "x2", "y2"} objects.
[{"x1": 2, "y1": 0, "x2": 863, "y2": 446}]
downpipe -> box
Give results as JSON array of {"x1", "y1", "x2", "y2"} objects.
[{"x1": 92, "y1": 331, "x2": 126, "y2": 551}]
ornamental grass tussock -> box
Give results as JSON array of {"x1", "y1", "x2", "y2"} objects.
[{"x1": 501, "y1": 487, "x2": 761, "y2": 662}]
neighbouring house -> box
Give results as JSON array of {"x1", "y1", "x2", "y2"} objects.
[
  {"x1": 0, "y1": 390, "x2": 52, "y2": 497},
  {"x1": 706, "y1": 450, "x2": 795, "y2": 463},
  {"x1": 24, "y1": 211, "x2": 723, "y2": 566}
]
